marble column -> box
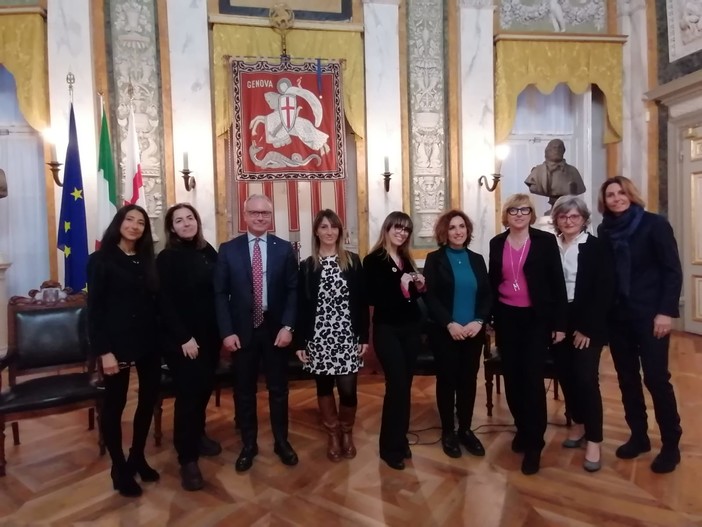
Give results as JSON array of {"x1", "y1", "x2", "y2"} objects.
[
  {"x1": 166, "y1": 0, "x2": 217, "y2": 243},
  {"x1": 0, "y1": 260, "x2": 10, "y2": 358},
  {"x1": 47, "y1": 0, "x2": 98, "y2": 269},
  {"x1": 618, "y1": 0, "x2": 649, "y2": 201},
  {"x1": 363, "y1": 0, "x2": 403, "y2": 247},
  {"x1": 458, "y1": 0, "x2": 496, "y2": 257}
]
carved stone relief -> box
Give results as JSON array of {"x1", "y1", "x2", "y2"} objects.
[
  {"x1": 666, "y1": 0, "x2": 702, "y2": 61},
  {"x1": 107, "y1": 0, "x2": 164, "y2": 235},
  {"x1": 499, "y1": 0, "x2": 607, "y2": 33},
  {"x1": 407, "y1": 0, "x2": 447, "y2": 243}
]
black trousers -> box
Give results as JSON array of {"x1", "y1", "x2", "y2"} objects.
[
  {"x1": 551, "y1": 306, "x2": 603, "y2": 442},
  {"x1": 101, "y1": 352, "x2": 161, "y2": 466},
  {"x1": 233, "y1": 319, "x2": 289, "y2": 447},
  {"x1": 495, "y1": 303, "x2": 549, "y2": 452},
  {"x1": 165, "y1": 343, "x2": 218, "y2": 465},
  {"x1": 430, "y1": 328, "x2": 483, "y2": 434},
  {"x1": 373, "y1": 322, "x2": 420, "y2": 463},
  {"x1": 609, "y1": 317, "x2": 682, "y2": 447}
]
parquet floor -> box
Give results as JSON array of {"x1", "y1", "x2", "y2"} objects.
[{"x1": 1, "y1": 332, "x2": 701, "y2": 526}]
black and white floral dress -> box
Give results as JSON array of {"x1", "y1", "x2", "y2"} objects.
[{"x1": 304, "y1": 255, "x2": 361, "y2": 375}]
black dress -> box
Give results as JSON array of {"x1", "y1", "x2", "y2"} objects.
[{"x1": 157, "y1": 240, "x2": 219, "y2": 466}]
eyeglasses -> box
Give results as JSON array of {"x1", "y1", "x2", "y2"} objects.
[
  {"x1": 246, "y1": 210, "x2": 272, "y2": 218},
  {"x1": 507, "y1": 207, "x2": 532, "y2": 216},
  {"x1": 556, "y1": 214, "x2": 583, "y2": 223},
  {"x1": 392, "y1": 224, "x2": 411, "y2": 234}
]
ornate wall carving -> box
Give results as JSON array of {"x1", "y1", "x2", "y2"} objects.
[
  {"x1": 498, "y1": 0, "x2": 607, "y2": 33},
  {"x1": 665, "y1": 0, "x2": 702, "y2": 61},
  {"x1": 407, "y1": 0, "x2": 447, "y2": 244},
  {"x1": 106, "y1": 0, "x2": 165, "y2": 235}
]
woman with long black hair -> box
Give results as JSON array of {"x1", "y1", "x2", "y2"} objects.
[
  {"x1": 158, "y1": 203, "x2": 221, "y2": 491},
  {"x1": 87, "y1": 204, "x2": 161, "y2": 497}
]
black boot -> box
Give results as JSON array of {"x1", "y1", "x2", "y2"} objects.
[
  {"x1": 180, "y1": 461, "x2": 205, "y2": 491},
  {"x1": 650, "y1": 447, "x2": 681, "y2": 473},
  {"x1": 615, "y1": 436, "x2": 651, "y2": 459},
  {"x1": 127, "y1": 450, "x2": 160, "y2": 482},
  {"x1": 110, "y1": 465, "x2": 142, "y2": 497}
]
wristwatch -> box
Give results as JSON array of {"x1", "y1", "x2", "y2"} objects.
[{"x1": 283, "y1": 325, "x2": 294, "y2": 333}]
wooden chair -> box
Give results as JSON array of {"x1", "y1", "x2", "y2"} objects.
[
  {"x1": 0, "y1": 282, "x2": 105, "y2": 476},
  {"x1": 483, "y1": 334, "x2": 571, "y2": 426}
]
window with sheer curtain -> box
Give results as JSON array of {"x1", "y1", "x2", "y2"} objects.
[
  {"x1": 0, "y1": 65, "x2": 49, "y2": 297},
  {"x1": 499, "y1": 84, "x2": 607, "y2": 226}
]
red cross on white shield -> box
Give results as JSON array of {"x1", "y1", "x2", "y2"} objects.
[{"x1": 279, "y1": 94, "x2": 297, "y2": 132}]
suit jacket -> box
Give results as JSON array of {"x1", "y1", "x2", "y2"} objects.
[
  {"x1": 424, "y1": 246, "x2": 492, "y2": 329},
  {"x1": 567, "y1": 234, "x2": 615, "y2": 346},
  {"x1": 488, "y1": 227, "x2": 568, "y2": 332},
  {"x1": 597, "y1": 211, "x2": 682, "y2": 320},
  {"x1": 86, "y1": 246, "x2": 158, "y2": 361},
  {"x1": 363, "y1": 248, "x2": 422, "y2": 326},
  {"x1": 214, "y1": 233, "x2": 298, "y2": 347},
  {"x1": 295, "y1": 252, "x2": 369, "y2": 348}
]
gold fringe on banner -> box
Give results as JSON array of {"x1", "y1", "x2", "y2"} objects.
[
  {"x1": 212, "y1": 24, "x2": 365, "y2": 138},
  {"x1": 495, "y1": 37, "x2": 624, "y2": 144}
]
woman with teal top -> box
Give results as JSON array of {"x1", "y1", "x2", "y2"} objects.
[{"x1": 424, "y1": 210, "x2": 492, "y2": 458}]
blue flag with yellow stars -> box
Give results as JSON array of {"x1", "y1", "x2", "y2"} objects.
[{"x1": 57, "y1": 103, "x2": 88, "y2": 292}]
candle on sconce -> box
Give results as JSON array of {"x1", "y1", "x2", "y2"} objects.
[
  {"x1": 383, "y1": 156, "x2": 389, "y2": 173},
  {"x1": 183, "y1": 151, "x2": 189, "y2": 171}
]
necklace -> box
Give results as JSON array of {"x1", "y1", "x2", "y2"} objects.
[{"x1": 509, "y1": 238, "x2": 528, "y2": 291}]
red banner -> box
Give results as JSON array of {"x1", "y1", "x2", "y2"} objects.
[{"x1": 230, "y1": 59, "x2": 346, "y2": 181}]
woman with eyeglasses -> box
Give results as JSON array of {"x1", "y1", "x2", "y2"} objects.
[
  {"x1": 424, "y1": 210, "x2": 492, "y2": 459},
  {"x1": 87, "y1": 205, "x2": 161, "y2": 497},
  {"x1": 549, "y1": 196, "x2": 614, "y2": 472},
  {"x1": 363, "y1": 211, "x2": 425, "y2": 470},
  {"x1": 597, "y1": 176, "x2": 683, "y2": 474},
  {"x1": 488, "y1": 193, "x2": 567, "y2": 475},
  {"x1": 158, "y1": 203, "x2": 221, "y2": 491}
]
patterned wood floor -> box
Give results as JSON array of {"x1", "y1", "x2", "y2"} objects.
[{"x1": 1, "y1": 332, "x2": 701, "y2": 526}]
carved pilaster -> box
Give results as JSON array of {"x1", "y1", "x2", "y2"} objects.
[
  {"x1": 617, "y1": 0, "x2": 647, "y2": 17},
  {"x1": 458, "y1": 0, "x2": 494, "y2": 9}
]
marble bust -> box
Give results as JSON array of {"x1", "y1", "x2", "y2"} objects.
[{"x1": 524, "y1": 139, "x2": 585, "y2": 212}]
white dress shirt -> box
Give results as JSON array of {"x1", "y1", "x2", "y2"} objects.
[
  {"x1": 247, "y1": 232, "x2": 268, "y2": 311},
  {"x1": 557, "y1": 231, "x2": 589, "y2": 303}
]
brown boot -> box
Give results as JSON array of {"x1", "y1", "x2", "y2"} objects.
[
  {"x1": 318, "y1": 396, "x2": 342, "y2": 462},
  {"x1": 338, "y1": 405, "x2": 357, "y2": 459}
]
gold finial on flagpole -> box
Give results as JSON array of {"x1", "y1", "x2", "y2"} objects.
[{"x1": 66, "y1": 72, "x2": 75, "y2": 103}]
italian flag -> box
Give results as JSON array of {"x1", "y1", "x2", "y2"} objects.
[
  {"x1": 96, "y1": 103, "x2": 117, "y2": 249},
  {"x1": 124, "y1": 105, "x2": 146, "y2": 208}
]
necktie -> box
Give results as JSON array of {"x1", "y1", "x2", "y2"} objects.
[{"x1": 252, "y1": 237, "x2": 264, "y2": 328}]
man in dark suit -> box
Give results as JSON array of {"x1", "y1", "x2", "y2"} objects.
[{"x1": 214, "y1": 194, "x2": 299, "y2": 472}]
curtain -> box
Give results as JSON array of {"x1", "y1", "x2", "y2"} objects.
[
  {"x1": 0, "y1": 66, "x2": 50, "y2": 297},
  {"x1": 211, "y1": 24, "x2": 365, "y2": 138}
]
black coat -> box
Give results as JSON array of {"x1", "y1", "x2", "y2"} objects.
[
  {"x1": 488, "y1": 227, "x2": 568, "y2": 332},
  {"x1": 86, "y1": 246, "x2": 158, "y2": 361},
  {"x1": 424, "y1": 246, "x2": 492, "y2": 328},
  {"x1": 597, "y1": 211, "x2": 682, "y2": 320},
  {"x1": 363, "y1": 248, "x2": 422, "y2": 326},
  {"x1": 156, "y1": 241, "x2": 220, "y2": 354},
  {"x1": 565, "y1": 234, "x2": 615, "y2": 346},
  {"x1": 295, "y1": 252, "x2": 369, "y2": 349}
]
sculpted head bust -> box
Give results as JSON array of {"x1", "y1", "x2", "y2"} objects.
[{"x1": 524, "y1": 139, "x2": 586, "y2": 213}]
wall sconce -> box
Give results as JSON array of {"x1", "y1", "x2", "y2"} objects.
[
  {"x1": 382, "y1": 156, "x2": 392, "y2": 192},
  {"x1": 478, "y1": 144, "x2": 510, "y2": 192},
  {"x1": 181, "y1": 151, "x2": 195, "y2": 191},
  {"x1": 43, "y1": 127, "x2": 63, "y2": 187}
]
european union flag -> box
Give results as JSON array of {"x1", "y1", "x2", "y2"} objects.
[{"x1": 57, "y1": 104, "x2": 88, "y2": 292}]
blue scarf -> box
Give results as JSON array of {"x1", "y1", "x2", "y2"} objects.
[{"x1": 600, "y1": 203, "x2": 645, "y2": 299}]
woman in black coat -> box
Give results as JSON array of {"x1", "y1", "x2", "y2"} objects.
[
  {"x1": 157, "y1": 203, "x2": 220, "y2": 491},
  {"x1": 87, "y1": 204, "x2": 160, "y2": 497},
  {"x1": 597, "y1": 176, "x2": 683, "y2": 474},
  {"x1": 549, "y1": 196, "x2": 614, "y2": 472},
  {"x1": 295, "y1": 209, "x2": 369, "y2": 462},
  {"x1": 425, "y1": 210, "x2": 492, "y2": 459},
  {"x1": 363, "y1": 211, "x2": 425, "y2": 470},
  {"x1": 488, "y1": 193, "x2": 568, "y2": 475}
]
